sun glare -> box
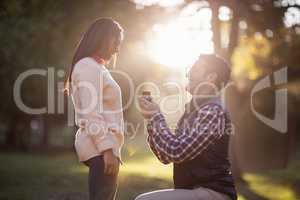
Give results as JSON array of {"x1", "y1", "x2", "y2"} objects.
[{"x1": 146, "y1": 3, "x2": 214, "y2": 69}]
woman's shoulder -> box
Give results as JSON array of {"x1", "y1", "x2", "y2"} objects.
[{"x1": 73, "y1": 57, "x2": 107, "y2": 73}]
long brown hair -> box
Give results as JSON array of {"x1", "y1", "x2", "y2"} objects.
[{"x1": 64, "y1": 18, "x2": 123, "y2": 95}]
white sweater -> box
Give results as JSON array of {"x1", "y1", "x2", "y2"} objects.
[{"x1": 70, "y1": 57, "x2": 124, "y2": 162}]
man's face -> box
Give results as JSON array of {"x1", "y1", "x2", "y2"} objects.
[{"x1": 186, "y1": 62, "x2": 217, "y2": 96}]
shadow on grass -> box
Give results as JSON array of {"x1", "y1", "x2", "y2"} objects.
[
  {"x1": 118, "y1": 175, "x2": 172, "y2": 200},
  {"x1": 1, "y1": 152, "x2": 299, "y2": 200},
  {"x1": 45, "y1": 175, "x2": 171, "y2": 200},
  {"x1": 237, "y1": 182, "x2": 269, "y2": 200},
  {"x1": 0, "y1": 152, "x2": 172, "y2": 200}
]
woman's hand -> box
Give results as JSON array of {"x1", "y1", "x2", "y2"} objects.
[
  {"x1": 138, "y1": 96, "x2": 160, "y2": 119},
  {"x1": 103, "y1": 149, "x2": 119, "y2": 175}
]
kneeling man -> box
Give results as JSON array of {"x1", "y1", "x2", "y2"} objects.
[{"x1": 137, "y1": 54, "x2": 237, "y2": 200}]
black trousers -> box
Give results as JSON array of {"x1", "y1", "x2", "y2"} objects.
[{"x1": 84, "y1": 155, "x2": 118, "y2": 200}]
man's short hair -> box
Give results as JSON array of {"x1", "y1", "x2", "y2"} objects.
[{"x1": 194, "y1": 54, "x2": 231, "y2": 89}]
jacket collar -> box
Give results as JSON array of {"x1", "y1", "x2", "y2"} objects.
[{"x1": 184, "y1": 96, "x2": 220, "y2": 113}]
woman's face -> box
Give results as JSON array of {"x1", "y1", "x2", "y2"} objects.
[
  {"x1": 114, "y1": 34, "x2": 123, "y2": 53},
  {"x1": 107, "y1": 34, "x2": 123, "y2": 60}
]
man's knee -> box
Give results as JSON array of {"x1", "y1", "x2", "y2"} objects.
[{"x1": 135, "y1": 193, "x2": 152, "y2": 200}]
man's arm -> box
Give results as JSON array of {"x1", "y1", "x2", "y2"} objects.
[
  {"x1": 146, "y1": 123, "x2": 169, "y2": 164},
  {"x1": 147, "y1": 104, "x2": 225, "y2": 164}
]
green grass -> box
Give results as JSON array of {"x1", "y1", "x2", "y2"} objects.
[
  {"x1": 240, "y1": 157, "x2": 300, "y2": 200},
  {"x1": 0, "y1": 152, "x2": 299, "y2": 200}
]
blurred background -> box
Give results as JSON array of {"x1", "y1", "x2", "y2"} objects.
[{"x1": 0, "y1": 0, "x2": 300, "y2": 200}]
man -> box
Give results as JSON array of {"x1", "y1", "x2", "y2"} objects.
[{"x1": 137, "y1": 54, "x2": 237, "y2": 200}]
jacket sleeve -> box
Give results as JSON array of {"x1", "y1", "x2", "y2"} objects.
[
  {"x1": 147, "y1": 105, "x2": 225, "y2": 164},
  {"x1": 71, "y1": 62, "x2": 119, "y2": 155}
]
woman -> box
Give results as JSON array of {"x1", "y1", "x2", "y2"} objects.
[{"x1": 64, "y1": 18, "x2": 124, "y2": 200}]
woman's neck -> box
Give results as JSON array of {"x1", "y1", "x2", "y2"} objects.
[{"x1": 91, "y1": 53, "x2": 107, "y2": 65}]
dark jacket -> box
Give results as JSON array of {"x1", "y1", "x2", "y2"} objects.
[{"x1": 173, "y1": 97, "x2": 237, "y2": 200}]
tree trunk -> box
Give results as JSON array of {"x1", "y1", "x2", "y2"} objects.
[
  {"x1": 5, "y1": 122, "x2": 17, "y2": 147},
  {"x1": 227, "y1": 0, "x2": 239, "y2": 61},
  {"x1": 221, "y1": 0, "x2": 244, "y2": 181},
  {"x1": 5, "y1": 113, "x2": 19, "y2": 148},
  {"x1": 210, "y1": 0, "x2": 221, "y2": 55},
  {"x1": 41, "y1": 115, "x2": 49, "y2": 147}
]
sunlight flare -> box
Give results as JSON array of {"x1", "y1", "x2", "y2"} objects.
[{"x1": 146, "y1": 4, "x2": 214, "y2": 69}]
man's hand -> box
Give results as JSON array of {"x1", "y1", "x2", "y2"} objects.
[
  {"x1": 103, "y1": 149, "x2": 119, "y2": 175},
  {"x1": 138, "y1": 96, "x2": 160, "y2": 119}
]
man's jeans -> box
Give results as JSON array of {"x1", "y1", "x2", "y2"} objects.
[{"x1": 135, "y1": 187, "x2": 231, "y2": 200}]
